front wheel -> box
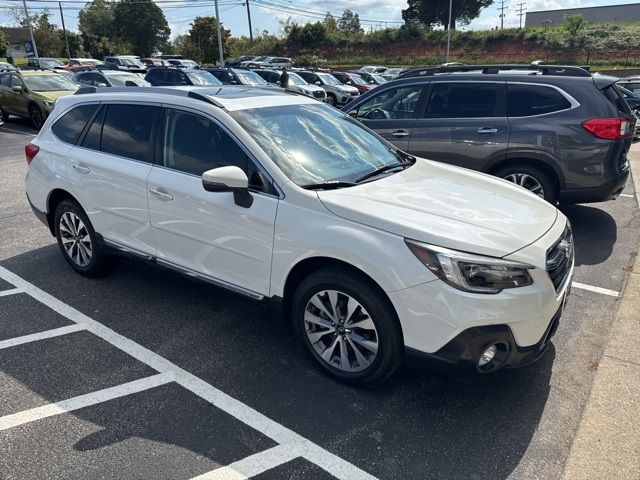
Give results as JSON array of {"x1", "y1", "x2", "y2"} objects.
[
  {"x1": 29, "y1": 104, "x2": 44, "y2": 129},
  {"x1": 54, "y1": 200, "x2": 107, "y2": 277},
  {"x1": 494, "y1": 165, "x2": 557, "y2": 204},
  {"x1": 293, "y1": 267, "x2": 403, "y2": 386},
  {"x1": 326, "y1": 94, "x2": 337, "y2": 107}
]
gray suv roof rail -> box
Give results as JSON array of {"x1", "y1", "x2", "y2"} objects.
[
  {"x1": 398, "y1": 64, "x2": 592, "y2": 79},
  {"x1": 73, "y1": 86, "x2": 225, "y2": 108}
]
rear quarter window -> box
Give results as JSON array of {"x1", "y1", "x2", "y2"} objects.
[
  {"x1": 602, "y1": 85, "x2": 632, "y2": 115},
  {"x1": 507, "y1": 84, "x2": 572, "y2": 117},
  {"x1": 51, "y1": 104, "x2": 99, "y2": 144}
]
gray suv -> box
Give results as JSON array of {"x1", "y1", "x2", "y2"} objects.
[{"x1": 344, "y1": 64, "x2": 633, "y2": 204}]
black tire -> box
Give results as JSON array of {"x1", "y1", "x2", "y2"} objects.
[
  {"x1": 293, "y1": 267, "x2": 403, "y2": 386},
  {"x1": 0, "y1": 106, "x2": 6, "y2": 126},
  {"x1": 326, "y1": 94, "x2": 337, "y2": 107},
  {"x1": 29, "y1": 104, "x2": 44, "y2": 129},
  {"x1": 493, "y1": 164, "x2": 557, "y2": 204},
  {"x1": 54, "y1": 200, "x2": 107, "y2": 277}
]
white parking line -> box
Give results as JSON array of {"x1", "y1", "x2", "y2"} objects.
[
  {"x1": 193, "y1": 445, "x2": 299, "y2": 480},
  {"x1": 0, "y1": 288, "x2": 23, "y2": 297},
  {"x1": 0, "y1": 266, "x2": 377, "y2": 480},
  {"x1": 572, "y1": 282, "x2": 620, "y2": 298},
  {"x1": 618, "y1": 193, "x2": 634, "y2": 198},
  {"x1": 0, "y1": 373, "x2": 172, "y2": 431},
  {"x1": 0, "y1": 324, "x2": 86, "y2": 350}
]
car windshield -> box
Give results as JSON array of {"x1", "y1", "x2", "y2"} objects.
[
  {"x1": 372, "y1": 74, "x2": 387, "y2": 84},
  {"x1": 80, "y1": 59, "x2": 101, "y2": 65},
  {"x1": 182, "y1": 60, "x2": 198, "y2": 67},
  {"x1": 234, "y1": 69, "x2": 267, "y2": 86},
  {"x1": 231, "y1": 103, "x2": 407, "y2": 186},
  {"x1": 186, "y1": 71, "x2": 222, "y2": 85},
  {"x1": 318, "y1": 73, "x2": 340, "y2": 85},
  {"x1": 24, "y1": 75, "x2": 78, "y2": 92},
  {"x1": 120, "y1": 58, "x2": 143, "y2": 67},
  {"x1": 348, "y1": 74, "x2": 367, "y2": 85},
  {"x1": 39, "y1": 59, "x2": 63, "y2": 68},
  {"x1": 107, "y1": 73, "x2": 150, "y2": 87},
  {"x1": 253, "y1": 56, "x2": 269, "y2": 62},
  {"x1": 288, "y1": 72, "x2": 307, "y2": 86}
]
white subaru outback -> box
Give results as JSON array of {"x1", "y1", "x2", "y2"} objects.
[{"x1": 25, "y1": 86, "x2": 573, "y2": 385}]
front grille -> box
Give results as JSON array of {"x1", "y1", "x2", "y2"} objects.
[
  {"x1": 546, "y1": 226, "x2": 574, "y2": 293},
  {"x1": 313, "y1": 90, "x2": 325, "y2": 99}
]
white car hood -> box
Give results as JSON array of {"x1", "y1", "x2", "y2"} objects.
[
  {"x1": 317, "y1": 159, "x2": 558, "y2": 258},
  {"x1": 337, "y1": 85, "x2": 359, "y2": 94}
]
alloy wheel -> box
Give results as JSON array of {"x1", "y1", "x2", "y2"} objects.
[
  {"x1": 30, "y1": 106, "x2": 44, "y2": 129},
  {"x1": 304, "y1": 289, "x2": 379, "y2": 372},
  {"x1": 59, "y1": 211, "x2": 92, "y2": 267},
  {"x1": 503, "y1": 172, "x2": 545, "y2": 198}
]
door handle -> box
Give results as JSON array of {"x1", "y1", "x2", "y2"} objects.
[
  {"x1": 72, "y1": 163, "x2": 90, "y2": 174},
  {"x1": 392, "y1": 130, "x2": 411, "y2": 137},
  {"x1": 148, "y1": 188, "x2": 174, "y2": 201},
  {"x1": 477, "y1": 127, "x2": 499, "y2": 134}
]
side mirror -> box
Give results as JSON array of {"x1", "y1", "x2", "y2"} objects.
[
  {"x1": 12, "y1": 85, "x2": 23, "y2": 93},
  {"x1": 369, "y1": 80, "x2": 374, "y2": 84},
  {"x1": 202, "y1": 166, "x2": 253, "y2": 208},
  {"x1": 315, "y1": 81, "x2": 321, "y2": 86},
  {"x1": 124, "y1": 80, "x2": 138, "y2": 87},
  {"x1": 97, "y1": 82, "x2": 108, "y2": 87}
]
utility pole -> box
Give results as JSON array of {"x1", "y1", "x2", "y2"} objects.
[
  {"x1": 517, "y1": 2, "x2": 526, "y2": 29},
  {"x1": 445, "y1": 0, "x2": 452, "y2": 63},
  {"x1": 59, "y1": 2, "x2": 71, "y2": 59},
  {"x1": 22, "y1": 0, "x2": 39, "y2": 58},
  {"x1": 498, "y1": 0, "x2": 507, "y2": 29},
  {"x1": 214, "y1": 0, "x2": 224, "y2": 66},
  {"x1": 245, "y1": 0, "x2": 253, "y2": 43}
]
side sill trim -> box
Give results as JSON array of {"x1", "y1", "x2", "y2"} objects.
[{"x1": 101, "y1": 238, "x2": 266, "y2": 302}]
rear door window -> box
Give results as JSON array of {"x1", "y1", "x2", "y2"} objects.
[
  {"x1": 507, "y1": 84, "x2": 572, "y2": 117},
  {"x1": 424, "y1": 83, "x2": 500, "y2": 118},
  {"x1": 81, "y1": 106, "x2": 105, "y2": 150},
  {"x1": 100, "y1": 104, "x2": 160, "y2": 162},
  {"x1": 51, "y1": 104, "x2": 99, "y2": 144}
]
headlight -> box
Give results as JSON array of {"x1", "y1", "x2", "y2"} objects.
[
  {"x1": 42, "y1": 100, "x2": 54, "y2": 108},
  {"x1": 405, "y1": 239, "x2": 534, "y2": 294}
]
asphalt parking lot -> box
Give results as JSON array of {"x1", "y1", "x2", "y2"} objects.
[{"x1": 1, "y1": 117, "x2": 639, "y2": 480}]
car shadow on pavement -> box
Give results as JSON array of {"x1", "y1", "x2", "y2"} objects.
[
  {"x1": 0, "y1": 245, "x2": 555, "y2": 479},
  {"x1": 560, "y1": 204, "x2": 617, "y2": 267}
]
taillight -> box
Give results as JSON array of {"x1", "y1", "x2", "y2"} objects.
[
  {"x1": 25, "y1": 143, "x2": 39, "y2": 165},
  {"x1": 581, "y1": 118, "x2": 633, "y2": 140}
]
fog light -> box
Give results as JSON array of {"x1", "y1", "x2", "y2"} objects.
[{"x1": 478, "y1": 345, "x2": 497, "y2": 367}]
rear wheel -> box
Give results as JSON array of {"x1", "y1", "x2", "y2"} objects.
[
  {"x1": 54, "y1": 200, "x2": 107, "y2": 277},
  {"x1": 0, "y1": 106, "x2": 5, "y2": 126},
  {"x1": 494, "y1": 164, "x2": 557, "y2": 204},
  {"x1": 29, "y1": 104, "x2": 44, "y2": 129},
  {"x1": 293, "y1": 267, "x2": 403, "y2": 386}
]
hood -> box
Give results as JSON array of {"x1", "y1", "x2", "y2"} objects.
[
  {"x1": 300, "y1": 84, "x2": 324, "y2": 93},
  {"x1": 317, "y1": 159, "x2": 558, "y2": 258},
  {"x1": 337, "y1": 85, "x2": 359, "y2": 94},
  {"x1": 36, "y1": 90, "x2": 77, "y2": 101}
]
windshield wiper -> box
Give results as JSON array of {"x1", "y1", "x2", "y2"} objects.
[
  {"x1": 301, "y1": 181, "x2": 357, "y2": 190},
  {"x1": 355, "y1": 162, "x2": 411, "y2": 183}
]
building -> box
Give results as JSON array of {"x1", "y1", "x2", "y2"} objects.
[
  {"x1": 525, "y1": 2, "x2": 640, "y2": 27},
  {"x1": 1, "y1": 27, "x2": 30, "y2": 59}
]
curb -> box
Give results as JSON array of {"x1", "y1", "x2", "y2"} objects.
[{"x1": 561, "y1": 150, "x2": 640, "y2": 479}]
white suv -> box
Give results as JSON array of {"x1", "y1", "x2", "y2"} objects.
[{"x1": 25, "y1": 86, "x2": 573, "y2": 385}]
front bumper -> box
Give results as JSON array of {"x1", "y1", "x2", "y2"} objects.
[{"x1": 405, "y1": 303, "x2": 564, "y2": 375}]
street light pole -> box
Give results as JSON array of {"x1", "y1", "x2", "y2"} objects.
[
  {"x1": 59, "y1": 2, "x2": 71, "y2": 59},
  {"x1": 22, "y1": 0, "x2": 39, "y2": 58},
  {"x1": 445, "y1": 0, "x2": 452, "y2": 63},
  {"x1": 214, "y1": 0, "x2": 224, "y2": 65},
  {"x1": 245, "y1": 0, "x2": 253, "y2": 43}
]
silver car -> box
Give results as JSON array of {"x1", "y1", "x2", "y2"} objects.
[{"x1": 297, "y1": 70, "x2": 359, "y2": 107}]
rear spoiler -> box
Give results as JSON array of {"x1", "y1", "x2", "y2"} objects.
[{"x1": 593, "y1": 73, "x2": 620, "y2": 90}]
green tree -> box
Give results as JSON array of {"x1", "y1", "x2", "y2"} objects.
[
  {"x1": 323, "y1": 12, "x2": 338, "y2": 33},
  {"x1": 564, "y1": 14, "x2": 587, "y2": 49},
  {"x1": 402, "y1": 0, "x2": 494, "y2": 30},
  {"x1": 187, "y1": 16, "x2": 231, "y2": 64},
  {"x1": 113, "y1": 0, "x2": 170, "y2": 56},
  {"x1": 338, "y1": 9, "x2": 363, "y2": 34},
  {"x1": 287, "y1": 22, "x2": 327, "y2": 48},
  {"x1": 58, "y1": 31, "x2": 85, "y2": 58},
  {"x1": 78, "y1": 0, "x2": 119, "y2": 57}
]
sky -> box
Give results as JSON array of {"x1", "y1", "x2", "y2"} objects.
[{"x1": 0, "y1": 0, "x2": 633, "y2": 41}]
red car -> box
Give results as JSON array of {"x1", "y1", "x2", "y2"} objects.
[{"x1": 332, "y1": 71, "x2": 376, "y2": 94}]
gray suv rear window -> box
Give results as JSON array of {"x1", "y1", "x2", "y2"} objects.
[
  {"x1": 51, "y1": 104, "x2": 98, "y2": 144},
  {"x1": 507, "y1": 84, "x2": 571, "y2": 117}
]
